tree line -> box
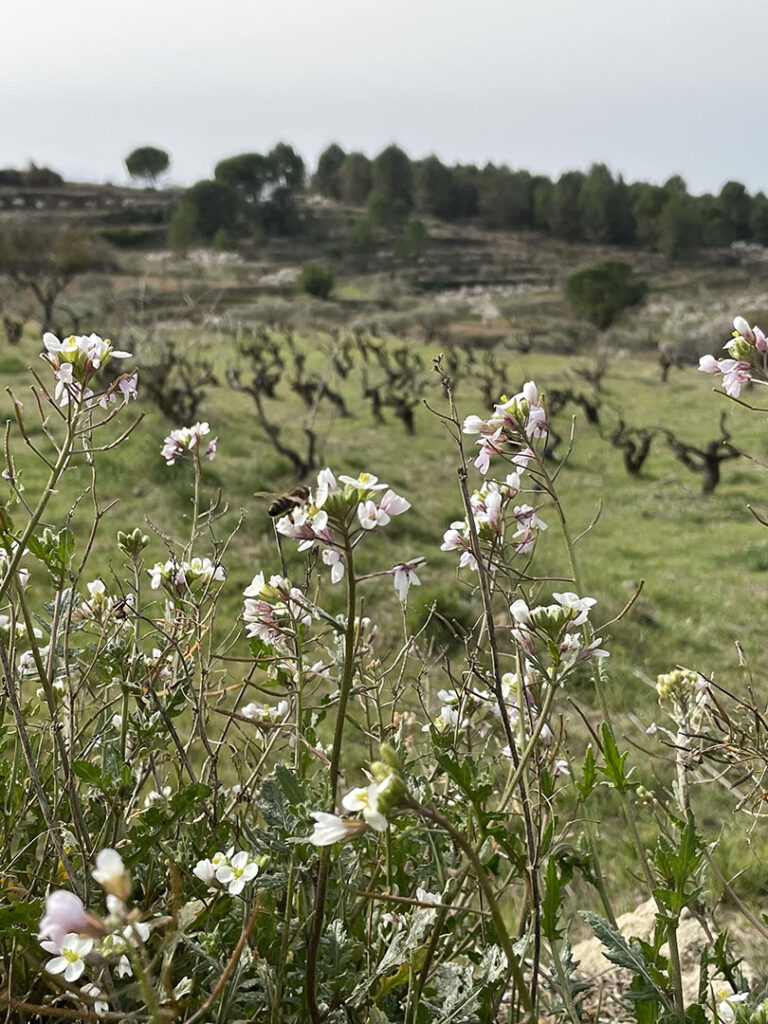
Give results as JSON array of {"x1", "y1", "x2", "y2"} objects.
[
  {"x1": 165, "y1": 139, "x2": 768, "y2": 257},
  {"x1": 4, "y1": 142, "x2": 764, "y2": 259},
  {"x1": 313, "y1": 143, "x2": 768, "y2": 258}
]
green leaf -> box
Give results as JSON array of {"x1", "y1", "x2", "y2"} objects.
[
  {"x1": 57, "y1": 528, "x2": 75, "y2": 564},
  {"x1": 73, "y1": 759, "x2": 114, "y2": 793},
  {"x1": 598, "y1": 722, "x2": 635, "y2": 793},
  {"x1": 580, "y1": 911, "x2": 673, "y2": 1014},
  {"x1": 542, "y1": 858, "x2": 564, "y2": 941},
  {"x1": 0, "y1": 899, "x2": 41, "y2": 932},
  {"x1": 260, "y1": 774, "x2": 297, "y2": 832},
  {"x1": 577, "y1": 745, "x2": 597, "y2": 799}
]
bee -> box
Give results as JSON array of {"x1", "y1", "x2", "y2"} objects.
[{"x1": 266, "y1": 486, "x2": 310, "y2": 518}]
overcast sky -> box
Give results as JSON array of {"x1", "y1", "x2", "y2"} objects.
[{"x1": 3, "y1": 0, "x2": 764, "y2": 195}]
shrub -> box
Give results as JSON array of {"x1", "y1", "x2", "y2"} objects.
[
  {"x1": 298, "y1": 262, "x2": 334, "y2": 299},
  {"x1": 100, "y1": 227, "x2": 154, "y2": 248},
  {"x1": 565, "y1": 259, "x2": 648, "y2": 329}
]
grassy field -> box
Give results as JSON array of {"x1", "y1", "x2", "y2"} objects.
[{"x1": 6, "y1": 324, "x2": 767, "y2": 712}]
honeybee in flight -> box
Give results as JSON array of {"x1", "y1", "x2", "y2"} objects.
[{"x1": 266, "y1": 486, "x2": 310, "y2": 518}]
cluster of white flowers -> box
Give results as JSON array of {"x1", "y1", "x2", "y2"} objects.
[
  {"x1": 698, "y1": 315, "x2": 768, "y2": 398},
  {"x1": 441, "y1": 467, "x2": 545, "y2": 570},
  {"x1": 463, "y1": 381, "x2": 548, "y2": 475},
  {"x1": 161, "y1": 421, "x2": 217, "y2": 465},
  {"x1": 37, "y1": 848, "x2": 148, "y2": 1008},
  {"x1": 148, "y1": 556, "x2": 225, "y2": 594},
  {"x1": 242, "y1": 572, "x2": 313, "y2": 653},
  {"x1": 77, "y1": 579, "x2": 135, "y2": 626},
  {"x1": 240, "y1": 699, "x2": 290, "y2": 723},
  {"x1": 510, "y1": 592, "x2": 608, "y2": 670},
  {"x1": 42, "y1": 332, "x2": 134, "y2": 407},
  {"x1": 271, "y1": 468, "x2": 422, "y2": 602},
  {"x1": 193, "y1": 847, "x2": 260, "y2": 896}
]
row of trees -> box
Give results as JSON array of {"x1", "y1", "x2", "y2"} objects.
[
  {"x1": 312, "y1": 143, "x2": 768, "y2": 257},
  {"x1": 163, "y1": 139, "x2": 768, "y2": 257}
]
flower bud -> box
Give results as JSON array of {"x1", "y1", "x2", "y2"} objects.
[
  {"x1": 373, "y1": 772, "x2": 407, "y2": 816},
  {"x1": 92, "y1": 849, "x2": 131, "y2": 902},
  {"x1": 117, "y1": 528, "x2": 150, "y2": 558},
  {"x1": 726, "y1": 336, "x2": 753, "y2": 361},
  {"x1": 733, "y1": 316, "x2": 754, "y2": 343},
  {"x1": 656, "y1": 668, "x2": 697, "y2": 702},
  {"x1": 378, "y1": 743, "x2": 402, "y2": 772},
  {"x1": 529, "y1": 605, "x2": 568, "y2": 639}
]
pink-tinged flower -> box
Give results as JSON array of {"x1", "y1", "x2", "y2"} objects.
[
  {"x1": 698, "y1": 354, "x2": 720, "y2": 374},
  {"x1": 161, "y1": 435, "x2": 184, "y2": 465},
  {"x1": 441, "y1": 521, "x2": 478, "y2": 570},
  {"x1": 40, "y1": 933, "x2": 93, "y2": 982},
  {"x1": 205, "y1": 437, "x2": 217, "y2": 460},
  {"x1": 474, "y1": 428, "x2": 505, "y2": 474},
  {"x1": 39, "y1": 891, "x2": 93, "y2": 950},
  {"x1": 54, "y1": 362, "x2": 74, "y2": 404},
  {"x1": 522, "y1": 380, "x2": 538, "y2": 404},
  {"x1": 390, "y1": 559, "x2": 423, "y2": 602},
  {"x1": 525, "y1": 404, "x2": 548, "y2": 439},
  {"x1": 720, "y1": 359, "x2": 751, "y2": 397},
  {"x1": 579, "y1": 637, "x2": 610, "y2": 661},
  {"x1": 512, "y1": 447, "x2": 534, "y2": 472},
  {"x1": 441, "y1": 524, "x2": 464, "y2": 552},
  {"x1": 462, "y1": 415, "x2": 492, "y2": 435},
  {"x1": 512, "y1": 505, "x2": 547, "y2": 552},
  {"x1": 475, "y1": 488, "x2": 503, "y2": 533},
  {"x1": 322, "y1": 548, "x2": 345, "y2": 583},
  {"x1": 118, "y1": 373, "x2": 138, "y2": 401},
  {"x1": 161, "y1": 422, "x2": 216, "y2": 465},
  {"x1": 732, "y1": 316, "x2": 754, "y2": 344},
  {"x1": 315, "y1": 467, "x2": 338, "y2": 506},
  {"x1": 358, "y1": 500, "x2": 389, "y2": 530},
  {"x1": 755, "y1": 326, "x2": 768, "y2": 352},
  {"x1": 379, "y1": 489, "x2": 410, "y2": 517}
]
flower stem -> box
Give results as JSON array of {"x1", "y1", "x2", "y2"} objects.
[
  {"x1": 406, "y1": 796, "x2": 534, "y2": 1019},
  {"x1": 305, "y1": 531, "x2": 357, "y2": 1023}
]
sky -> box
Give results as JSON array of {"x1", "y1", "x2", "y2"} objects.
[{"x1": 3, "y1": 0, "x2": 765, "y2": 195}]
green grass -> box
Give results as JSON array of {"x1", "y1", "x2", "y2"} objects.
[{"x1": 6, "y1": 329, "x2": 767, "y2": 717}]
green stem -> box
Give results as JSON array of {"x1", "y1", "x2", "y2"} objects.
[
  {"x1": 305, "y1": 531, "x2": 357, "y2": 1024},
  {"x1": 549, "y1": 939, "x2": 582, "y2": 1024},
  {"x1": 667, "y1": 925, "x2": 687, "y2": 1024},
  {"x1": 271, "y1": 854, "x2": 297, "y2": 1023},
  {"x1": 407, "y1": 797, "x2": 534, "y2": 1018},
  {"x1": 0, "y1": 415, "x2": 76, "y2": 605}
]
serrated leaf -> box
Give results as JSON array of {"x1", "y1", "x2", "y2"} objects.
[
  {"x1": 73, "y1": 759, "x2": 114, "y2": 792},
  {"x1": 599, "y1": 723, "x2": 631, "y2": 793},
  {"x1": 580, "y1": 911, "x2": 673, "y2": 1014},
  {"x1": 577, "y1": 745, "x2": 597, "y2": 799}
]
